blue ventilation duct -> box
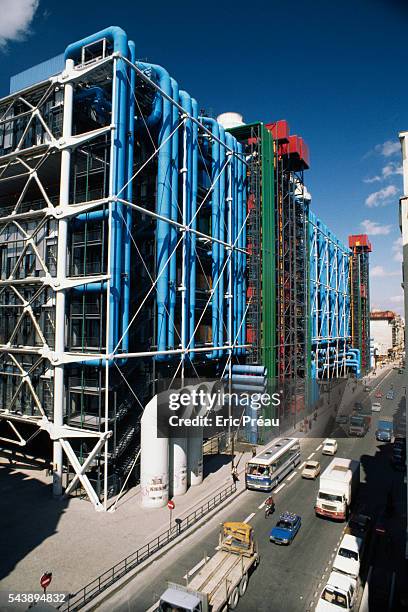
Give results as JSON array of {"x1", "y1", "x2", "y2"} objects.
[
  {"x1": 217, "y1": 125, "x2": 226, "y2": 358},
  {"x1": 201, "y1": 117, "x2": 220, "y2": 360},
  {"x1": 189, "y1": 98, "x2": 198, "y2": 361},
  {"x1": 167, "y1": 77, "x2": 179, "y2": 351},
  {"x1": 136, "y1": 62, "x2": 172, "y2": 361}
]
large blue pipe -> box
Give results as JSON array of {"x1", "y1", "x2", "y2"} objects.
[
  {"x1": 225, "y1": 132, "x2": 234, "y2": 353},
  {"x1": 232, "y1": 138, "x2": 238, "y2": 352},
  {"x1": 217, "y1": 125, "x2": 226, "y2": 358},
  {"x1": 237, "y1": 142, "x2": 245, "y2": 355},
  {"x1": 73, "y1": 282, "x2": 107, "y2": 293},
  {"x1": 121, "y1": 40, "x2": 136, "y2": 354},
  {"x1": 201, "y1": 117, "x2": 220, "y2": 360},
  {"x1": 167, "y1": 77, "x2": 179, "y2": 351},
  {"x1": 65, "y1": 27, "x2": 129, "y2": 364},
  {"x1": 136, "y1": 63, "x2": 172, "y2": 360},
  {"x1": 189, "y1": 98, "x2": 198, "y2": 361}
]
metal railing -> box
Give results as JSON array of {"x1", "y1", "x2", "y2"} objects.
[{"x1": 59, "y1": 482, "x2": 236, "y2": 611}]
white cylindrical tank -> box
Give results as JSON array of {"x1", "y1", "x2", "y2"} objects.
[
  {"x1": 217, "y1": 112, "x2": 245, "y2": 130},
  {"x1": 140, "y1": 395, "x2": 169, "y2": 508},
  {"x1": 188, "y1": 428, "x2": 203, "y2": 487},
  {"x1": 187, "y1": 381, "x2": 224, "y2": 486},
  {"x1": 170, "y1": 437, "x2": 188, "y2": 496}
]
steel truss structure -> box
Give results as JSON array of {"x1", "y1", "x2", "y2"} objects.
[
  {"x1": 0, "y1": 28, "x2": 247, "y2": 510},
  {"x1": 275, "y1": 154, "x2": 309, "y2": 414},
  {"x1": 349, "y1": 234, "x2": 371, "y2": 375},
  {"x1": 309, "y1": 212, "x2": 353, "y2": 379}
]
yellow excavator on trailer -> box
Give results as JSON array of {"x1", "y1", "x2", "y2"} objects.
[{"x1": 148, "y1": 522, "x2": 259, "y2": 612}]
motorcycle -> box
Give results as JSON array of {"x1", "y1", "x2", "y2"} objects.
[{"x1": 264, "y1": 501, "x2": 275, "y2": 518}]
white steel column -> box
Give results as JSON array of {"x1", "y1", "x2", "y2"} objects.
[
  {"x1": 52, "y1": 59, "x2": 74, "y2": 496},
  {"x1": 180, "y1": 117, "x2": 188, "y2": 382}
]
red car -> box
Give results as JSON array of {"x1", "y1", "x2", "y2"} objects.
[{"x1": 375, "y1": 390, "x2": 383, "y2": 399}]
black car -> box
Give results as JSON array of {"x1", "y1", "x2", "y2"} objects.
[{"x1": 347, "y1": 513, "x2": 372, "y2": 539}]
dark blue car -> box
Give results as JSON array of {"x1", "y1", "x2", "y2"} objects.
[{"x1": 269, "y1": 512, "x2": 301, "y2": 545}]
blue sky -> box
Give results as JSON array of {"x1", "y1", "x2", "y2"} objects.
[{"x1": 0, "y1": 0, "x2": 405, "y2": 314}]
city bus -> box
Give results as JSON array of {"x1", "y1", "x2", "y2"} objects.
[{"x1": 245, "y1": 437, "x2": 301, "y2": 491}]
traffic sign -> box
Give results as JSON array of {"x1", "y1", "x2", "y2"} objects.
[
  {"x1": 167, "y1": 500, "x2": 175, "y2": 510},
  {"x1": 40, "y1": 572, "x2": 52, "y2": 592}
]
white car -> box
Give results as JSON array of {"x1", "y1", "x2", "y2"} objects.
[
  {"x1": 332, "y1": 534, "x2": 362, "y2": 579},
  {"x1": 302, "y1": 460, "x2": 321, "y2": 480},
  {"x1": 315, "y1": 571, "x2": 357, "y2": 612},
  {"x1": 322, "y1": 438, "x2": 338, "y2": 455},
  {"x1": 371, "y1": 403, "x2": 382, "y2": 412}
]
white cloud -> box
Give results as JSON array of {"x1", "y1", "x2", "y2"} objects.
[
  {"x1": 370, "y1": 265, "x2": 400, "y2": 278},
  {"x1": 382, "y1": 162, "x2": 403, "y2": 179},
  {"x1": 364, "y1": 162, "x2": 403, "y2": 184},
  {"x1": 371, "y1": 266, "x2": 386, "y2": 277},
  {"x1": 365, "y1": 184, "x2": 398, "y2": 207},
  {"x1": 360, "y1": 219, "x2": 392, "y2": 235},
  {"x1": 363, "y1": 175, "x2": 381, "y2": 184},
  {"x1": 392, "y1": 236, "x2": 403, "y2": 262},
  {"x1": 375, "y1": 140, "x2": 400, "y2": 157},
  {"x1": 389, "y1": 294, "x2": 404, "y2": 304},
  {"x1": 0, "y1": 0, "x2": 39, "y2": 49}
]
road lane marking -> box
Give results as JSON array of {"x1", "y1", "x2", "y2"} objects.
[
  {"x1": 275, "y1": 483, "x2": 286, "y2": 493},
  {"x1": 299, "y1": 461, "x2": 306, "y2": 470},
  {"x1": 258, "y1": 500, "x2": 266, "y2": 509},
  {"x1": 307, "y1": 452, "x2": 315, "y2": 459},
  {"x1": 287, "y1": 472, "x2": 297, "y2": 481},
  {"x1": 316, "y1": 444, "x2": 322, "y2": 451},
  {"x1": 183, "y1": 557, "x2": 209, "y2": 579},
  {"x1": 244, "y1": 512, "x2": 255, "y2": 523}
]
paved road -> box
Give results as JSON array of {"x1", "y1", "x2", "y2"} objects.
[{"x1": 99, "y1": 366, "x2": 404, "y2": 612}]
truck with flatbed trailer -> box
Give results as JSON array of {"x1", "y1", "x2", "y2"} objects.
[
  {"x1": 148, "y1": 522, "x2": 259, "y2": 612},
  {"x1": 315, "y1": 458, "x2": 360, "y2": 521}
]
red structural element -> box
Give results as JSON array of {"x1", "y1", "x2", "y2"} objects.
[
  {"x1": 348, "y1": 234, "x2": 372, "y2": 252},
  {"x1": 247, "y1": 327, "x2": 256, "y2": 344},
  {"x1": 370, "y1": 310, "x2": 396, "y2": 320},
  {"x1": 265, "y1": 120, "x2": 290, "y2": 143},
  {"x1": 247, "y1": 193, "x2": 256, "y2": 211},
  {"x1": 279, "y1": 135, "x2": 310, "y2": 170}
]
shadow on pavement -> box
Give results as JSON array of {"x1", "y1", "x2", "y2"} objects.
[{"x1": 0, "y1": 464, "x2": 69, "y2": 582}]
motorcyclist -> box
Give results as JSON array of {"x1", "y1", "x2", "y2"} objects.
[{"x1": 264, "y1": 495, "x2": 275, "y2": 516}]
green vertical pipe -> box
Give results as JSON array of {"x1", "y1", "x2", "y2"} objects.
[{"x1": 260, "y1": 124, "x2": 276, "y2": 403}]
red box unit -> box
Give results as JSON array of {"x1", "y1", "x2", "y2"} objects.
[
  {"x1": 279, "y1": 135, "x2": 310, "y2": 170},
  {"x1": 348, "y1": 234, "x2": 372, "y2": 252},
  {"x1": 265, "y1": 120, "x2": 290, "y2": 143}
]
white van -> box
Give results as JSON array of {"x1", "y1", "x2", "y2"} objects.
[{"x1": 333, "y1": 534, "x2": 362, "y2": 579}]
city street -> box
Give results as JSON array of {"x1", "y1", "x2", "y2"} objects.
[{"x1": 95, "y1": 367, "x2": 406, "y2": 612}]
